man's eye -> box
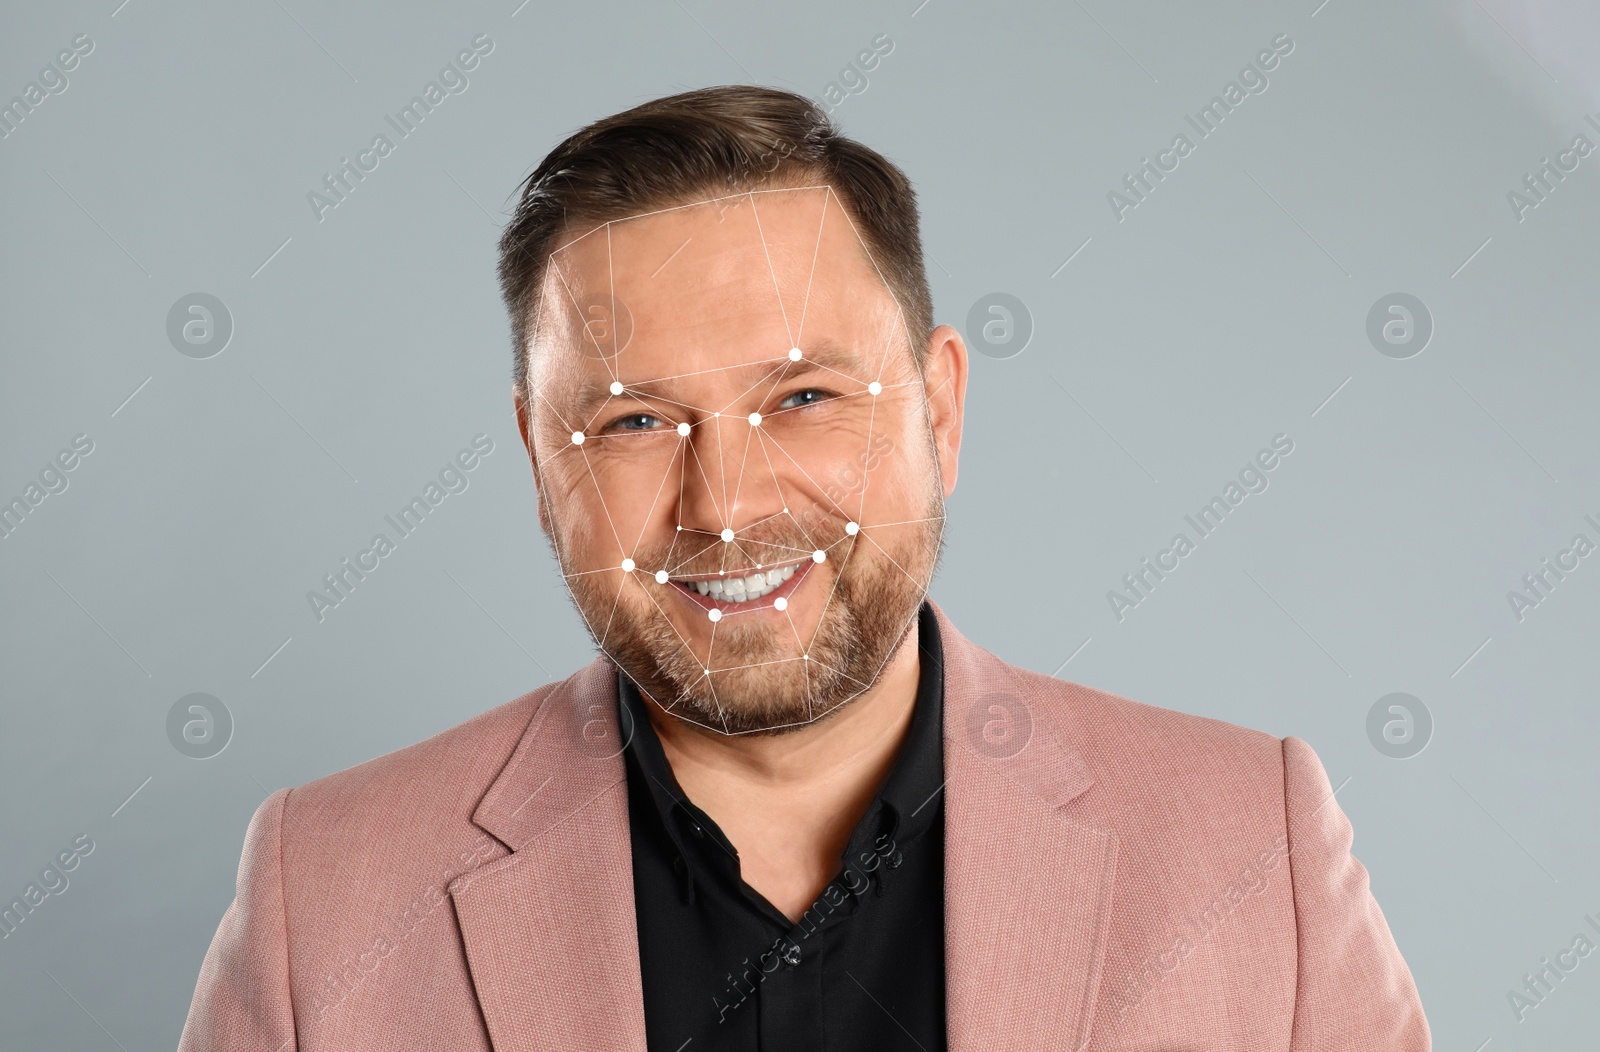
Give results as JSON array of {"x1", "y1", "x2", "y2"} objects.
[
  {"x1": 609, "y1": 413, "x2": 666, "y2": 433},
  {"x1": 777, "y1": 388, "x2": 833, "y2": 411}
]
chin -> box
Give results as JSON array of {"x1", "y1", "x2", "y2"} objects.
[{"x1": 673, "y1": 663, "x2": 866, "y2": 737}]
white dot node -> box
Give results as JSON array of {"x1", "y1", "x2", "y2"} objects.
[
  {"x1": 609, "y1": 380, "x2": 624, "y2": 396},
  {"x1": 621, "y1": 558, "x2": 635, "y2": 572},
  {"x1": 570, "y1": 431, "x2": 585, "y2": 445},
  {"x1": 868, "y1": 381, "x2": 882, "y2": 396},
  {"x1": 677, "y1": 421, "x2": 691, "y2": 437},
  {"x1": 774, "y1": 597, "x2": 788, "y2": 611},
  {"x1": 712, "y1": 411, "x2": 720, "y2": 418},
  {"x1": 708, "y1": 608, "x2": 722, "y2": 623},
  {"x1": 721, "y1": 528, "x2": 735, "y2": 543},
  {"x1": 654, "y1": 570, "x2": 669, "y2": 584},
  {"x1": 747, "y1": 412, "x2": 761, "y2": 427},
  {"x1": 845, "y1": 521, "x2": 859, "y2": 536},
  {"x1": 702, "y1": 668, "x2": 710, "y2": 676},
  {"x1": 803, "y1": 653, "x2": 810, "y2": 661},
  {"x1": 812, "y1": 550, "x2": 826, "y2": 563},
  {"x1": 789, "y1": 347, "x2": 802, "y2": 361}
]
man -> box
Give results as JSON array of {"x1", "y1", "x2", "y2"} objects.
[{"x1": 179, "y1": 86, "x2": 1431, "y2": 1050}]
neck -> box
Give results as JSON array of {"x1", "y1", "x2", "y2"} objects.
[{"x1": 638, "y1": 619, "x2": 925, "y2": 920}]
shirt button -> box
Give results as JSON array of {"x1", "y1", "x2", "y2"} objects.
[
  {"x1": 781, "y1": 944, "x2": 802, "y2": 967},
  {"x1": 687, "y1": 820, "x2": 704, "y2": 838},
  {"x1": 886, "y1": 850, "x2": 903, "y2": 869}
]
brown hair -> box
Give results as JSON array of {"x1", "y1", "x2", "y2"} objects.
[{"x1": 497, "y1": 85, "x2": 934, "y2": 392}]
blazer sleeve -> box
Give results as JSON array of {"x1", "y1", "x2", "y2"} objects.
[
  {"x1": 178, "y1": 787, "x2": 297, "y2": 1052},
  {"x1": 1281, "y1": 736, "x2": 1430, "y2": 1050}
]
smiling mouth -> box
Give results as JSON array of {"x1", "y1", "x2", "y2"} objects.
[{"x1": 670, "y1": 557, "x2": 811, "y2": 605}]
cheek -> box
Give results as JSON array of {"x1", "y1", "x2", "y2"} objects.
[
  {"x1": 857, "y1": 458, "x2": 925, "y2": 520},
  {"x1": 766, "y1": 420, "x2": 874, "y2": 512},
  {"x1": 551, "y1": 442, "x2": 684, "y2": 558},
  {"x1": 845, "y1": 411, "x2": 930, "y2": 511}
]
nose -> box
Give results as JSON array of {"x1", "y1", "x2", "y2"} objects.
[{"x1": 676, "y1": 412, "x2": 788, "y2": 543}]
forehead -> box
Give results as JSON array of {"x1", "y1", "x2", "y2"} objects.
[{"x1": 532, "y1": 186, "x2": 907, "y2": 395}]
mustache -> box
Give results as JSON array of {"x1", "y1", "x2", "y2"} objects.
[{"x1": 642, "y1": 524, "x2": 839, "y2": 578}]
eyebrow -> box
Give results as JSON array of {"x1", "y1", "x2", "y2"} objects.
[{"x1": 568, "y1": 342, "x2": 880, "y2": 426}]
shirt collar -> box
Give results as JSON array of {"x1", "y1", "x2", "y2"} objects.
[{"x1": 871, "y1": 601, "x2": 946, "y2": 848}]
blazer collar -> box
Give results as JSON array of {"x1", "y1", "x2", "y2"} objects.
[
  {"x1": 451, "y1": 655, "x2": 648, "y2": 1050},
  {"x1": 471, "y1": 655, "x2": 630, "y2": 851},
  {"x1": 450, "y1": 601, "x2": 1117, "y2": 1052},
  {"x1": 932, "y1": 603, "x2": 1119, "y2": 1051}
]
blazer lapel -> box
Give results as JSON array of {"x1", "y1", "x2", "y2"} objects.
[
  {"x1": 934, "y1": 604, "x2": 1119, "y2": 1052},
  {"x1": 449, "y1": 656, "x2": 649, "y2": 1051}
]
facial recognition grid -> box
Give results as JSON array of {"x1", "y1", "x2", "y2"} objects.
[{"x1": 527, "y1": 185, "x2": 943, "y2": 734}]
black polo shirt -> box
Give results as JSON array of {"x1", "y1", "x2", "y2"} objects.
[{"x1": 618, "y1": 602, "x2": 947, "y2": 1051}]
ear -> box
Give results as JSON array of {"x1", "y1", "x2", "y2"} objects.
[
  {"x1": 920, "y1": 324, "x2": 968, "y2": 500},
  {"x1": 513, "y1": 382, "x2": 552, "y2": 536}
]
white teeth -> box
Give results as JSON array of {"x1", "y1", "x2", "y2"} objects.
[{"x1": 680, "y1": 561, "x2": 801, "y2": 604}]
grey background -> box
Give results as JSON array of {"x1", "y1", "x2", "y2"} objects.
[{"x1": 2, "y1": 0, "x2": 1597, "y2": 1046}]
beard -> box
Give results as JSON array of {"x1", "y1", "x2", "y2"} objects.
[{"x1": 554, "y1": 493, "x2": 944, "y2": 736}]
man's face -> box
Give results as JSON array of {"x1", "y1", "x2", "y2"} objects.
[{"x1": 518, "y1": 186, "x2": 961, "y2": 735}]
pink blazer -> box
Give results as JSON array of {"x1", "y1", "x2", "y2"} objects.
[{"x1": 179, "y1": 602, "x2": 1430, "y2": 1050}]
